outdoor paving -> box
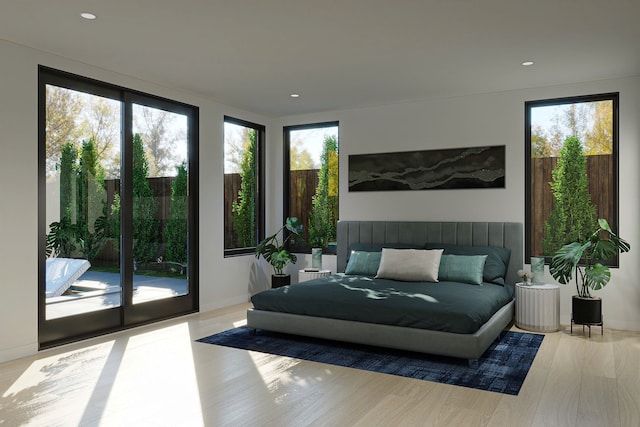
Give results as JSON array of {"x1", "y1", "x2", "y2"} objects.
[{"x1": 46, "y1": 270, "x2": 188, "y2": 320}]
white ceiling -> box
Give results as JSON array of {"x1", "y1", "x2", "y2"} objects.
[{"x1": 1, "y1": 0, "x2": 639, "y2": 116}]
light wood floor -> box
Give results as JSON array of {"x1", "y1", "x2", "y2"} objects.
[{"x1": 0, "y1": 303, "x2": 638, "y2": 427}]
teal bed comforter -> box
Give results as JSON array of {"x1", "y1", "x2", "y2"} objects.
[{"x1": 251, "y1": 274, "x2": 513, "y2": 334}]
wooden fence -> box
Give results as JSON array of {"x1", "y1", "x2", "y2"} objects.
[
  {"x1": 97, "y1": 177, "x2": 177, "y2": 263},
  {"x1": 99, "y1": 156, "x2": 610, "y2": 258},
  {"x1": 224, "y1": 169, "x2": 320, "y2": 249},
  {"x1": 530, "y1": 154, "x2": 613, "y2": 256}
]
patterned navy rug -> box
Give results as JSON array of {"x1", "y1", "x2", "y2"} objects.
[{"x1": 197, "y1": 328, "x2": 543, "y2": 395}]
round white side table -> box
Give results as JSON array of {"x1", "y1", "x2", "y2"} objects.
[
  {"x1": 515, "y1": 283, "x2": 560, "y2": 332},
  {"x1": 298, "y1": 269, "x2": 331, "y2": 283}
]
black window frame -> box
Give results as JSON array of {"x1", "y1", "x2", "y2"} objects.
[
  {"x1": 38, "y1": 65, "x2": 199, "y2": 348},
  {"x1": 283, "y1": 121, "x2": 339, "y2": 254},
  {"x1": 223, "y1": 115, "x2": 265, "y2": 257},
  {"x1": 524, "y1": 92, "x2": 619, "y2": 264}
]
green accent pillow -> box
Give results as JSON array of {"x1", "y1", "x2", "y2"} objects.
[
  {"x1": 344, "y1": 251, "x2": 382, "y2": 276},
  {"x1": 424, "y1": 243, "x2": 511, "y2": 285},
  {"x1": 438, "y1": 254, "x2": 487, "y2": 285}
]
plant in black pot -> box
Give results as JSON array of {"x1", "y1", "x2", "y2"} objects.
[
  {"x1": 255, "y1": 217, "x2": 304, "y2": 288},
  {"x1": 550, "y1": 218, "x2": 630, "y2": 332}
]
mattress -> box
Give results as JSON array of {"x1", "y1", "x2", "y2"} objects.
[{"x1": 251, "y1": 274, "x2": 513, "y2": 334}]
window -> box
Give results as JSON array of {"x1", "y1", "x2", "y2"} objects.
[
  {"x1": 284, "y1": 122, "x2": 339, "y2": 253},
  {"x1": 39, "y1": 66, "x2": 199, "y2": 347},
  {"x1": 224, "y1": 116, "x2": 265, "y2": 255},
  {"x1": 525, "y1": 93, "x2": 619, "y2": 261}
]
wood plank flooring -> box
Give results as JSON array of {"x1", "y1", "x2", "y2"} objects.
[{"x1": 0, "y1": 303, "x2": 638, "y2": 426}]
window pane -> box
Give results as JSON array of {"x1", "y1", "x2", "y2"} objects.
[
  {"x1": 286, "y1": 124, "x2": 339, "y2": 252},
  {"x1": 224, "y1": 119, "x2": 262, "y2": 252},
  {"x1": 527, "y1": 95, "x2": 617, "y2": 259},
  {"x1": 131, "y1": 104, "x2": 189, "y2": 304},
  {"x1": 45, "y1": 85, "x2": 122, "y2": 319}
]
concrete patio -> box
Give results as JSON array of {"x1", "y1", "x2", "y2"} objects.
[{"x1": 46, "y1": 270, "x2": 188, "y2": 320}]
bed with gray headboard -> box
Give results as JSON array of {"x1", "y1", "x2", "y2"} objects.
[{"x1": 247, "y1": 221, "x2": 523, "y2": 361}]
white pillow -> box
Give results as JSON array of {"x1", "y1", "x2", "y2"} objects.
[{"x1": 375, "y1": 248, "x2": 444, "y2": 282}]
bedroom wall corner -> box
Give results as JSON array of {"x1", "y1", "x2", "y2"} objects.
[
  {"x1": 0, "y1": 40, "x2": 271, "y2": 362},
  {"x1": 273, "y1": 75, "x2": 640, "y2": 332}
]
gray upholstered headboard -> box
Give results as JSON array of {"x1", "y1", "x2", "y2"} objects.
[{"x1": 337, "y1": 221, "x2": 524, "y2": 286}]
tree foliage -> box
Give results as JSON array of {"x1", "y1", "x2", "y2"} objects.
[
  {"x1": 165, "y1": 162, "x2": 188, "y2": 265},
  {"x1": 231, "y1": 130, "x2": 257, "y2": 248},
  {"x1": 542, "y1": 136, "x2": 597, "y2": 256},
  {"x1": 84, "y1": 96, "x2": 121, "y2": 177},
  {"x1": 75, "y1": 139, "x2": 108, "y2": 260},
  {"x1": 45, "y1": 85, "x2": 83, "y2": 176},
  {"x1": 290, "y1": 140, "x2": 315, "y2": 170},
  {"x1": 59, "y1": 142, "x2": 77, "y2": 219},
  {"x1": 47, "y1": 139, "x2": 110, "y2": 261},
  {"x1": 308, "y1": 135, "x2": 339, "y2": 248},
  {"x1": 584, "y1": 101, "x2": 613, "y2": 155},
  {"x1": 531, "y1": 100, "x2": 612, "y2": 158},
  {"x1": 136, "y1": 106, "x2": 182, "y2": 176},
  {"x1": 132, "y1": 133, "x2": 159, "y2": 263}
]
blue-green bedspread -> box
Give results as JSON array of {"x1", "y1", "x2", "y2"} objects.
[{"x1": 251, "y1": 274, "x2": 513, "y2": 334}]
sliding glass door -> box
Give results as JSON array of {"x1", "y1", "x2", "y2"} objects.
[{"x1": 39, "y1": 67, "x2": 198, "y2": 348}]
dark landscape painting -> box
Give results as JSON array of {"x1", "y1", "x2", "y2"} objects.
[{"x1": 348, "y1": 145, "x2": 505, "y2": 192}]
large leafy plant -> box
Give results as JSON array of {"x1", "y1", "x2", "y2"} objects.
[
  {"x1": 255, "y1": 217, "x2": 303, "y2": 275},
  {"x1": 550, "y1": 218, "x2": 630, "y2": 298}
]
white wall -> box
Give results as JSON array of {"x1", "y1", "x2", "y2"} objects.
[
  {"x1": 2, "y1": 37, "x2": 638, "y2": 363},
  {"x1": 0, "y1": 40, "x2": 269, "y2": 362},
  {"x1": 275, "y1": 75, "x2": 640, "y2": 332}
]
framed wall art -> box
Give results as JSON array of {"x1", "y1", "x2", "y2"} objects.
[{"x1": 348, "y1": 145, "x2": 505, "y2": 192}]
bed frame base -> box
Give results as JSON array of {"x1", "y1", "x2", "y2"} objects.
[{"x1": 247, "y1": 300, "x2": 514, "y2": 362}]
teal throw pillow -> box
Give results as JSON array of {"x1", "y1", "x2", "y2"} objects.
[
  {"x1": 438, "y1": 254, "x2": 487, "y2": 285},
  {"x1": 345, "y1": 251, "x2": 382, "y2": 276},
  {"x1": 424, "y1": 243, "x2": 511, "y2": 285}
]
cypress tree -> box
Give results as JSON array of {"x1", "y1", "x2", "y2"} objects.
[
  {"x1": 231, "y1": 130, "x2": 256, "y2": 248},
  {"x1": 59, "y1": 142, "x2": 77, "y2": 220},
  {"x1": 165, "y1": 161, "x2": 188, "y2": 265},
  {"x1": 132, "y1": 133, "x2": 159, "y2": 263},
  {"x1": 76, "y1": 138, "x2": 108, "y2": 260},
  {"x1": 542, "y1": 135, "x2": 597, "y2": 255},
  {"x1": 308, "y1": 135, "x2": 338, "y2": 247}
]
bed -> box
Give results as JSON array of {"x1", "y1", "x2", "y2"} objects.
[{"x1": 247, "y1": 221, "x2": 523, "y2": 361}]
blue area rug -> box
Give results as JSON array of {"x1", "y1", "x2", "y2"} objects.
[{"x1": 197, "y1": 328, "x2": 543, "y2": 395}]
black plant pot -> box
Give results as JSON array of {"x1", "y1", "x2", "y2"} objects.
[
  {"x1": 271, "y1": 274, "x2": 291, "y2": 289},
  {"x1": 572, "y1": 295, "x2": 602, "y2": 325}
]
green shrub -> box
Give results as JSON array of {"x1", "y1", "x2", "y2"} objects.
[
  {"x1": 132, "y1": 133, "x2": 159, "y2": 263},
  {"x1": 543, "y1": 135, "x2": 597, "y2": 255},
  {"x1": 165, "y1": 162, "x2": 188, "y2": 265},
  {"x1": 232, "y1": 129, "x2": 257, "y2": 248},
  {"x1": 308, "y1": 135, "x2": 338, "y2": 248}
]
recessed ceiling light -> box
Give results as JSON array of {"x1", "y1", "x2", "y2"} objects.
[
  {"x1": 521, "y1": 61, "x2": 534, "y2": 66},
  {"x1": 80, "y1": 12, "x2": 97, "y2": 20},
  {"x1": 290, "y1": 93, "x2": 300, "y2": 98}
]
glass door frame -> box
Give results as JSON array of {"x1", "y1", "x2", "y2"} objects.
[{"x1": 38, "y1": 66, "x2": 199, "y2": 348}]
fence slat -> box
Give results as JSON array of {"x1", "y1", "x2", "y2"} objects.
[{"x1": 531, "y1": 154, "x2": 612, "y2": 256}]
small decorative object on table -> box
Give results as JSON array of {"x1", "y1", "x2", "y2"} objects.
[
  {"x1": 311, "y1": 248, "x2": 323, "y2": 269},
  {"x1": 530, "y1": 256, "x2": 545, "y2": 283},
  {"x1": 517, "y1": 269, "x2": 534, "y2": 286}
]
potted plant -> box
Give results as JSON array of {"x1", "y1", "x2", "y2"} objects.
[
  {"x1": 255, "y1": 217, "x2": 304, "y2": 288},
  {"x1": 550, "y1": 218, "x2": 630, "y2": 328}
]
